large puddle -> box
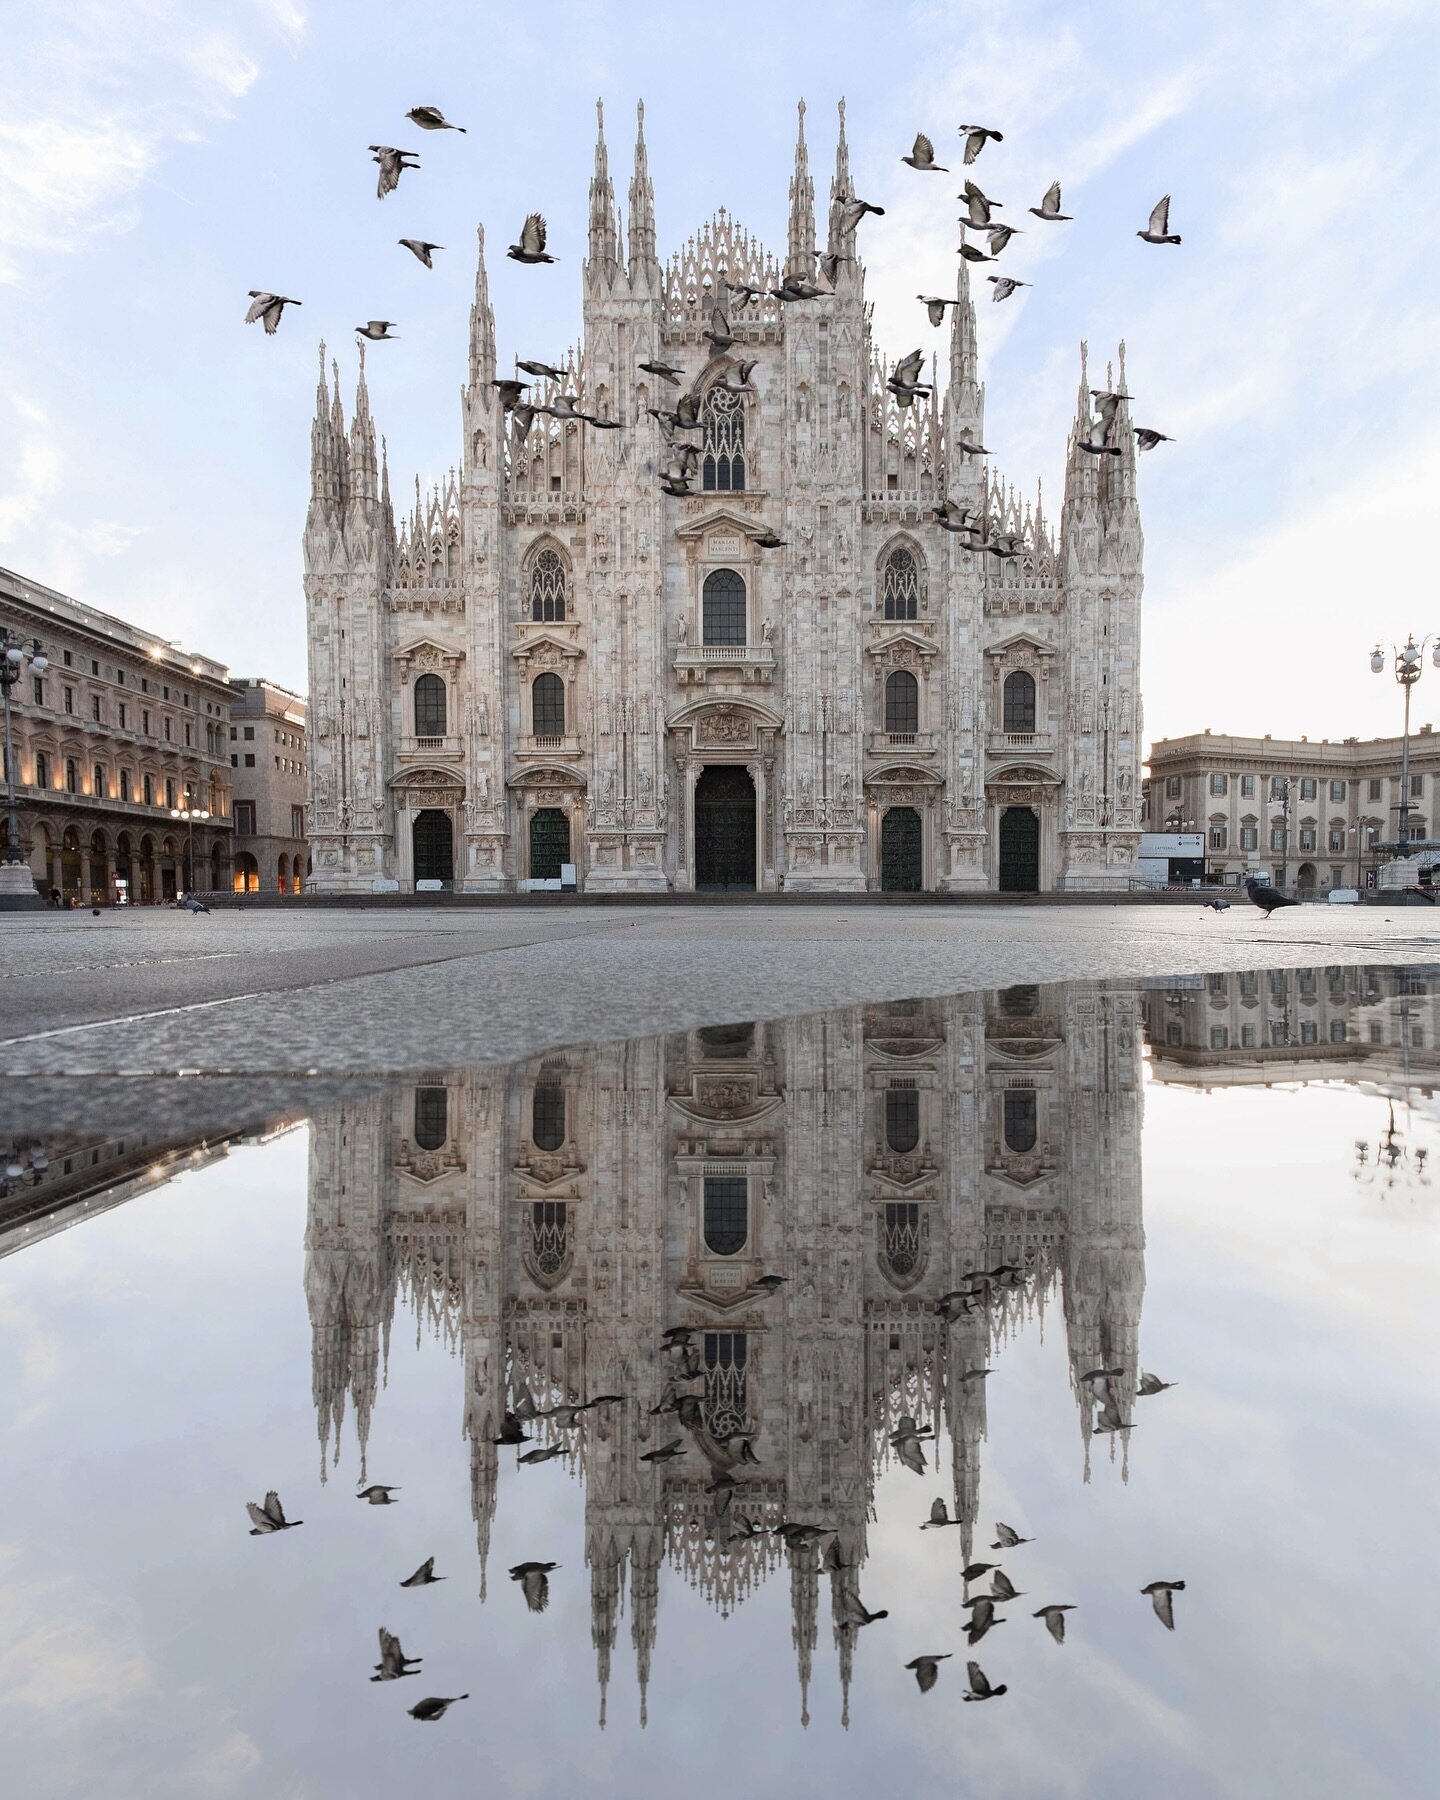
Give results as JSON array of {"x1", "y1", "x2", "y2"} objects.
[{"x1": 2, "y1": 967, "x2": 1436, "y2": 1798}]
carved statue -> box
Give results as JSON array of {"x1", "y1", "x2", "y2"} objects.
[
  {"x1": 762, "y1": 616, "x2": 775, "y2": 642},
  {"x1": 673, "y1": 613, "x2": 688, "y2": 644}
]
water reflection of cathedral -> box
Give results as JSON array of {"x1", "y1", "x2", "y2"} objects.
[{"x1": 304, "y1": 983, "x2": 1145, "y2": 1723}]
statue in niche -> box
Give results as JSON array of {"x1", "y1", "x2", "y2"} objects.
[
  {"x1": 1081, "y1": 690, "x2": 1094, "y2": 734},
  {"x1": 476, "y1": 695, "x2": 489, "y2": 737},
  {"x1": 762, "y1": 616, "x2": 775, "y2": 643},
  {"x1": 673, "y1": 612, "x2": 688, "y2": 644},
  {"x1": 839, "y1": 771, "x2": 852, "y2": 808},
  {"x1": 638, "y1": 768, "x2": 652, "y2": 806}
]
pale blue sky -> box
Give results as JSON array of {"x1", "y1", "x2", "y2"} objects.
[{"x1": 2, "y1": 0, "x2": 1437, "y2": 747}]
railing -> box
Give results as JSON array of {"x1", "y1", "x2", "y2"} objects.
[
  {"x1": 681, "y1": 643, "x2": 775, "y2": 662},
  {"x1": 1004, "y1": 732, "x2": 1035, "y2": 747},
  {"x1": 886, "y1": 732, "x2": 916, "y2": 747},
  {"x1": 414, "y1": 736, "x2": 445, "y2": 750},
  {"x1": 532, "y1": 734, "x2": 566, "y2": 749}
]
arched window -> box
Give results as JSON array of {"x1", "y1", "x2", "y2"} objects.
[
  {"x1": 532, "y1": 672, "x2": 565, "y2": 735},
  {"x1": 413, "y1": 1086, "x2": 448, "y2": 1150},
  {"x1": 703, "y1": 1332, "x2": 748, "y2": 1435},
  {"x1": 530, "y1": 548, "x2": 567, "y2": 622},
  {"x1": 703, "y1": 1175, "x2": 748, "y2": 1255},
  {"x1": 702, "y1": 569, "x2": 747, "y2": 646},
  {"x1": 701, "y1": 385, "x2": 745, "y2": 491},
  {"x1": 885, "y1": 1085, "x2": 920, "y2": 1152},
  {"x1": 885, "y1": 670, "x2": 919, "y2": 735},
  {"x1": 532, "y1": 1080, "x2": 565, "y2": 1150},
  {"x1": 1003, "y1": 1087, "x2": 1037, "y2": 1152},
  {"x1": 880, "y1": 547, "x2": 921, "y2": 620},
  {"x1": 414, "y1": 673, "x2": 447, "y2": 736},
  {"x1": 1003, "y1": 670, "x2": 1037, "y2": 733}
]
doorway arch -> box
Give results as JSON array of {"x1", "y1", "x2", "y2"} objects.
[
  {"x1": 694, "y1": 766, "x2": 756, "y2": 890},
  {"x1": 412, "y1": 809, "x2": 454, "y2": 887},
  {"x1": 881, "y1": 806, "x2": 923, "y2": 891},
  {"x1": 1296, "y1": 862, "x2": 1317, "y2": 892},
  {"x1": 529, "y1": 808, "x2": 571, "y2": 880},
  {"x1": 998, "y1": 807, "x2": 1041, "y2": 893}
]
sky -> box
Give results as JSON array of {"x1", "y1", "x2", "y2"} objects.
[{"x1": 1, "y1": 0, "x2": 1437, "y2": 751}]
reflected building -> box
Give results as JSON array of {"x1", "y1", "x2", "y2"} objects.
[{"x1": 304, "y1": 982, "x2": 1146, "y2": 1723}]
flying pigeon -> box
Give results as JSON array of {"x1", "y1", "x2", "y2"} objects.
[
  {"x1": 406, "y1": 106, "x2": 465, "y2": 132},
  {"x1": 725, "y1": 282, "x2": 765, "y2": 306},
  {"x1": 954, "y1": 430, "x2": 989, "y2": 457},
  {"x1": 246, "y1": 1490, "x2": 301, "y2": 1534},
  {"x1": 1135, "y1": 428, "x2": 1174, "y2": 452},
  {"x1": 921, "y1": 1497, "x2": 961, "y2": 1529},
  {"x1": 906, "y1": 1654, "x2": 952, "y2": 1693},
  {"x1": 355, "y1": 321, "x2": 398, "y2": 341},
  {"x1": 990, "y1": 1571, "x2": 1025, "y2": 1603},
  {"x1": 1142, "y1": 1580, "x2": 1186, "y2": 1630},
  {"x1": 1138, "y1": 195, "x2": 1181, "y2": 245},
  {"x1": 491, "y1": 378, "x2": 530, "y2": 409},
  {"x1": 517, "y1": 359, "x2": 567, "y2": 381},
  {"x1": 409, "y1": 1694, "x2": 469, "y2": 1721},
  {"x1": 991, "y1": 1523, "x2": 1033, "y2": 1550},
  {"x1": 960, "y1": 1562, "x2": 999, "y2": 1583},
  {"x1": 818, "y1": 251, "x2": 849, "y2": 287},
  {"x1": 400, "y1": 1558, "x2": 444, "y2": 1587},
  {"x1": 493, "y1": 1410, "x2": 530, "y2": 1445},
  {"x1": 836, "y1": 195, "x2": 885, "y2": 234},
  {"x1": 358, "y1": 1483, "x2": 400, "y2": 1504},
  {"x1": 987, "y1": 276, "x2": 1030, "y2": 302},
  {"x1": 837, "y1": 1594, "x2": 890, "y2": 1629},
  {"x1": 1029, "y1": 180, "x2": 1072, "y2": 222},
  {"x1": 370, "y1": 146, "x2": 419, "y2": 199},
  {"x1": 917, "y1": 294, "x2": 956, "y2": 327},
  {"x1": 517, "y1": 1443, "x2": 565, "y2": 1466},
  {"x1": 244, "y1": 292, "x2": 301, "y2": 335},
  {"x1": 902, "y1": 132, "x2": 948, "y2": 172},
  {"x1": 398, "y1": 239, "x2": 443, "y2": 268},
  {"x1": 962, "y1": 1660, "x2": 1007, "y2": 1700},
  {"x1": 959, "y1": 125, "x2": 1004, "y2": 164},
  {"x1": 1245, "y1": 875, "x2": 1301, "y2": 917},
  {"x1": 508, "y1": 213, "x2": 557, "y2": 264},
  {"x1": 639, "y1": 360, "x2": 684, "y2": 384},
  {"x1": 958, "y1": 183, "x2": 1001, "y2": 228},
  {"x1": 510, "y1": 1561, "x2": 558, "y2": 1612},
  {"x1": 1138, "y1": 1372, "x2": 1177, "y2": 1396},
  {"x1": 752, "y1": 528, "x2": 786, "y2": 550},
  {"x1": 958, "y1": 243, "x2": 996, "y2": 264},
  {"x1": 640, "y1": 1438, "x2": 686, "y2": 1463},
  {"x1": 371, "y1": 1627, "x2": 422, "y2": 1681},
  {"x1": 985, "y1": 224, "x2": 1023, "y2": 255},
  {"x1": 1034, "y1": 1604, "x2": 1076, "y2": 1645}
]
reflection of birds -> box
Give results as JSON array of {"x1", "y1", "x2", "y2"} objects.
[
  {"x1": 1142, "y1": 1580, "x2": 1186, "y2": 1630},
  {"x1": 400, "y1": 1558, "x2": 444, "y2": 1587},
  {"x1": 964, "y1": 1598, "x2": 1005, "y2": 1644},
  {"x1": 959, "y1": 124, "x2": 1004, "y2": 164},
  {"x1": 838, "y1": 1594, "x2": 889, "y2": 1629},
  {"x1": 493, "y1": 1411, "x2": 530, "y2": 1445},
  {"x1": 991, "y1": 1522, "x2": 1033, "y2": 1549},
  {"x1": 409, "y1": 1694, "x2": 469, "y2": 1721},
  {"x1": 1246, "y1": 875, "x2": 1301, "y2": 917},
  {"x1": 1029, "y1": 180, "x2": 1072, "y2": 222},
  {"x1": 518, "y1": 1443, "x2": 565, "y2": 1466},
  {"x1": 958, "y1": 1367, "x2": 991, "y2": 1384},
  {"x1": 960, "y1": 1561, "x2": 998, "y2": 1583},
  {"x1": 921, "y1": 1497, "x2": 961, "y2": 1530},
  {"x1": 1137, "y1": 195, "x2": 1181, "y2": 245},
  {"x1": 641, "y1": 1438, "x2": 686, "y2": 1463},
  {"x1": 246, "y1": 1491, "x2": 301, "y2": 1534},
  {"x1": 358, "y1": 1483, "x2": 400, "y2": 1504},
  {"x1": 1034, "y1": 1603, "x2": 1076, "y2": 1645},
  {"x1": 990, "y1": 1570, "x2": 1024, "y2": 1603},
  {"x1": 399, "y1": 239, "x2": 443, "y2": 268},
  {"x1": 902, "y1": 132, "x2": 948, "y2": 172},
  {"x1": 507, "y1": 213, "x2": 556, "y2": 264},
  {"x1": 371, "y1": 1627, "x2": 422, "y2": 1681},
  {"x1": 370, "y1": 146, "x2": 419, "y2": 199},
  {"x1": 963, "y1": 1660, "x2": 1007, "y2": 1701},
  {"x1": 245, "y1": 292, "x2": 301, "y2": 334},
  {"x1": 1094, "y1": 1395, "x2": 1133, "y2": 1434},
  {"x1": 510, "y1": 1561, "x2": 558, "y2": 1612},
  {"x1": 355, "y1": 321, "x2": 398, "y2": 341},
  {"x1": 906, "y1": 1653, "x2": 952, "y2": 1693},
  {"x1": 406, "y1": 106, "x2": 465, "y2": 132},
  {"x1": 1138, "y1": 1372, "x2": 1177, "y2": 1396}
]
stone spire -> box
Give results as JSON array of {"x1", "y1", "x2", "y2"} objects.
[
  {"x1": 786, "y1": 99, "x2": 816, "y2": 280},
  {"x1": 468, "y1": 223, "x2": 496, "y2": 388},
  {"x1": 826, "y1": 97, "x2": 852, "y2": 258},
  {"x1": 1061, "y1": 342, "x2": 1101, "y2": 572},
  {"x1": 789, "y1": 1544, "x2": 818, "y2": 1727},
  {"x1": 587, "y1": 98, "x2": 620, "y2": 271},
  {"x1": 309, "y1": 340, "x2": 335, "y2": 514},
  {"x1": 349, "y1": 339, "x2": 378, "y2": 503},
  {"x1": 328, "y1": 354, "x2": 350, "y2": 514},
  {"x1": 627, "y1": 100, "x2": 659, "y2": 285},
  {"x1": 944, "y1": 256, "x2": 984, "y2": 498}
]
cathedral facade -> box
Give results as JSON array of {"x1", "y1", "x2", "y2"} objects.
[{"x1": 303, "y1": 102, "x2": 1144, "y2": 895}]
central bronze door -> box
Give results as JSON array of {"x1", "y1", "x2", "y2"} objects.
[
  {"x1": 694, "y1": 765, "x2": 756, "y2": 890},
  {"x1": 999, "y1": 806, "x2": 1040, "y2": 892},
  {"x1": 881, "y1": 805, "x2": 923, "y2": 891}
]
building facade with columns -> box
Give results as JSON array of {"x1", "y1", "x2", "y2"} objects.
[
  {"x1": 304, "y1": 101, "x2": 1145, "y2": 896},
  {"x1": 1, "y1": 564, "x2": 234, "y2": 904},
  {"x1": 227, "y1": 677, "x2": 310, "y2": 894}
]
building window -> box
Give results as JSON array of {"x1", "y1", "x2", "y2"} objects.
[
  {"x1": 880, "y1": 547, "x2": 921, "y2": 620},
  {"x1": 1330, "y1": 865, "x2": 1344, "y2": 886},
  {"x1": 532, "y1": 672, "x2": 565, "y2": 736},
  {"x1": 291, "y1": 804, "x2": 305, "y2": 837},
  {"x1": 142, "y1": 774, "x2": 153, "y2": 805},
  {"x1": 1329, "y1": 829, "x2": 1345, "y2": 852},
  {"x1": 35, "y1": 751, "x2": 49, "y2": 788},
  {"x1": 1209, "y1": 772, "x2": 1227, "y2": 796},
  {"x1": 243, "y1": 726, "x2": 254, "y2": 740},
  {"x1": 413, "y1": 1086, "x2": 448, "y2": 1150},
  {"x1": 885, "y1": 670, "x2": 919, "y2": 735},
  {"x1": 529, "y1": 1201, "x2": 568, "y2": 1279},
  {"x1": 234, "y1": 801, "x2": 256, "y2": 834},
  {"x1": 163, "y1": 778, "x2": 174, "y2": 809},
  {"x1": 885, "y1": 1085, "x2": 920, "y2": 1152},
  {"x1": 1412, "y1": 774, "x2": 1424, "y2": 797},
  {"x1": 1330, "y1": 1020, "x2": 1347, "y2": 1043},
  {"x1": 1002, "y1": 670, "x2": 1037, "y2": 733},
  {"x1": 119, "y1": 769, "x2": 130, "y2": 802},
  {"x1": 1210, "y1": 1027, "x2": 1229, "y2": 1049},
  {"x1": 702, "y1": 568, "x2": 747, "y2": 646},
  {"x1": 703, "y1": 1176, "x2": 748, "y2": 1256},
  {"x1": 1270, "y1": 825, "x2": 1285, "y2": 851},
  {"x1": 1003, "y1": 1088, "x2": 1037, "y2": 1153},
  {"x1": 1165, "y1": 1022, "x2": 1182, "y2": 1046},
  {"x1": 1300, "y1": 777, "x2": 1316, "y2": 800},
  {"x1": 63, "y1": 685, "x2": 73, "y2": 712},
  {"x1": 1299, "y1": 827, "x2": 1316, "y2": 851},
  {"x1": 118, "y1": 702, "x2": 127, "y2": 729},
  {"x1": 1165, "y1": 775, "x2": 1182, "y2": 798},
  {"x1": 1241, "y1": 1024, "x2": 1257, "y2": 1047},
  {"x1": 700, "y1": 384, "x2": 745, "y2": 491},
  {"x1": 62, "y1": 649, "x2": 72, "y2": 667},
  {"x1": 163, "y1": 718, "x2": 171, "y2": 741},
  {"x1": 1330, "y1": 779, "x2": 1346, "y2": 802},
  {"x1": 413, "y1": 673, "x2": 447, "y2": 736},
  {"x1": 230, "y1": 726, "x2": 237, "y2": 740},
  {"x1": 1369, "y1": 778, "x2": 1383, "y2": 800},
  {"x1": 531, "y1": 1081, "x2": 565, "y2": 1151},
  {"x1": 64, "y1": 757, "x2": 77, "y2": 794},
  {"x1": 529, "y1": 547, "x2": 567, "y2": 622},
  {"x1": 1240, "y1": 825, "x2": 1258, "y2": 850},
  {"x1": 184, "y1": 722, "x2": 191, "y2": 747},
  {"x1": 882, "y1": 1202, "x2": 922, "y2": 1279},
  {"x1": 33, "y1": 676, "x2": 44, "y2": 706},
  {"x1": 91, "y1": 696, "x2": 102, "y2": 722},
  {"x1": 244, "y1": 753, "x2": 255, "y2": 768},
  {"x1": 702, "y1": 1332, "x2": 748, "y2": 1435},
  {"x1": 93, "y1": 763, "x2": 105, "y2": 798},
  {"x1": 1209, "y1": 825, "x2": 1227, "y2": 850},
  {"x1": 1270, "y1": 777, "x2": 1286, "y2": 800},
  {"x1": 1241, "y1": 775, "x2": 1256, "y2": 797}
]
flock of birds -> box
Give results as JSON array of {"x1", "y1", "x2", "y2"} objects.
[
  {"x1": 246, "y1": 1261, "x2": 1185, "y2": 1722},
  {"x1": 243, "y1": 103, "x2": 1175, "y2": 544}
]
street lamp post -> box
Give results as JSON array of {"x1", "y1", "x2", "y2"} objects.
[
  {"x1": 0, "y1": 628, "x2": 48, "y2": 910},
  {"x1": 170, "y1": 805, "x2": 211, "y2": 899},
  {"x1": 1370, "y1": 635, "x2": 1440, "y2": 860}
]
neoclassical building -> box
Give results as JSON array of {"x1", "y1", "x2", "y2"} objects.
[
  {"x1": 304, "y1": 101, "x2": 1144, "y2": 895},
  {"x1": 304, "y1": 981, "x2": 1146, "y2": 1723}
]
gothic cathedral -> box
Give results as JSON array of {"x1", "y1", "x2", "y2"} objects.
[{"x1": 303, "y1": 102, "x2": 1144, "y2": 895}]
